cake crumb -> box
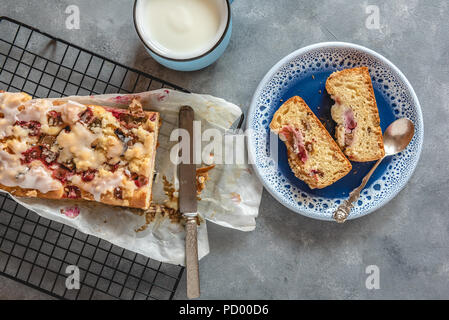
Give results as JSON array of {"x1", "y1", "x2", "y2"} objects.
[
  {"x1": 196, "y1": 165, "x2": 215, "y2": 197},
  {"x1": 135, "y1": 165, "x2": 216, "y2": 232},
  {"x1": 230, "y1": 192, "x2": 241, "y2": 204}
]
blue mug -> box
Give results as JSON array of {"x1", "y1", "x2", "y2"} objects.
[{"x1": 133, "y1": 0, "x2": 233, "y2": 72}]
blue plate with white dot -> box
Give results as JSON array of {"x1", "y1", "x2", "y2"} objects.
[{"x1": 247, "y1": 42, "x2": 423, "y2": 221}]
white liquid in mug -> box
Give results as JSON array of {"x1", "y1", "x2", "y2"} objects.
[{"x1": 139, "y1": 0, "x2": 225, "y2": 59}]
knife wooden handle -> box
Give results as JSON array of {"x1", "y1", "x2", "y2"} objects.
[{"x1": 185, "y1": 216, "x2": 200, "y2": 299}]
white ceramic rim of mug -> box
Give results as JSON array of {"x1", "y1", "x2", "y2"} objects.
[{"x1": 134, "y1": 0, "x2": 230, "y2": 61}]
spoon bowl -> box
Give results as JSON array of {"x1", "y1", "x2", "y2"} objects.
[{"x1": 383, "y1": 118, "x2": 415, "y2": 156}]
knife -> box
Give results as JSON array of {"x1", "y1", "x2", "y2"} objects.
[{"x1": 178, "y1": 105, "x2": 200, "y2": 299}]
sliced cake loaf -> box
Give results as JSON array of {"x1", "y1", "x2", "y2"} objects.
[
  {"x1": 326, "y1": 67, "x2": 385, "y2": 162},
  {"x1": 270, "y1": 96, "x2": 352, "y2": 189}
]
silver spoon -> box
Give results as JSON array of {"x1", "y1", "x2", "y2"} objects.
[{"x1": 333, "y1": 118, "x2": 415, "y2": 223}]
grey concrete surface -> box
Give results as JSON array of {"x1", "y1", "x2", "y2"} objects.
[{"x1": 0, "y1": 0, "x2": 448, "y2": 299}]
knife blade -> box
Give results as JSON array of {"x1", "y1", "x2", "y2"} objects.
[
  {"x1": 178, "y1": 105, "x2": 197, "y2": 214},
  {"x1": 178, "y1": 105, "x2": 200, "y2": 299}
]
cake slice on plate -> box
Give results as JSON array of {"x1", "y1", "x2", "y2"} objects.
[
  {"x1": 270, "y1": 96, "x2": 352, "y2": 189},
  {"x1": 326, "y1": 67, "x2": 385, "y2": 162}
]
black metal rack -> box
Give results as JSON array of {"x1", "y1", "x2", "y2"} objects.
[{"x1": 0, "y1": 16, "x2": 185, "y2": 300}]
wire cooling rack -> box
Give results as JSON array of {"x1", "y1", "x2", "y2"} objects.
[{"x1": 0, "y1": 16, "x2": 185, "y2": 300}]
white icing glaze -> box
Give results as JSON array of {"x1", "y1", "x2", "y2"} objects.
[
  {"x1": 17, "y1": 164, "x2": 63, "y2": 194},
  {"x1": 0, "y1": 94, "x2": 86, "y2": 139},
  {"x1": 0, "y1": 150, "x2": 22, "y2": 184},
  {"x1": 71, "y1": 169, "x2": 125, "y2": 201},
  {"x1": 57, "y1": 122, "x2": 105, "y2": 170},
  {"x1": 53, "y1": 100, "x2": 86, "y2": 124},
  {"x1": 0, "y1": 92, "x2": 29, "y2": 138},
  {"x1": 17, "y1": 99, "x2": 53, "y2": 123},
  {"x1": 0, "y1": 150, "x2": 62, "y2": 194}
]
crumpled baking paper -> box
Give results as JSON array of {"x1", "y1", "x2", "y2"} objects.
[{"x1": 3, "y1": 89, "x2": 263, "y2": 266}]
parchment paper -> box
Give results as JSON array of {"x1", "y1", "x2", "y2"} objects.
[{"x1": 3, "y1": 89, "x2": 263, "y2": 266}]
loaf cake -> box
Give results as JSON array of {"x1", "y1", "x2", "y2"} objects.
[
  {"x1": 270, "y1": 96, "x2": 352, "y2": 189},
  {"x1": 326, "y1": 67, "x2": 385, "y2": 162},
  {"x1": 0, "y1": 92, "x2": 160, "y2": 209}
]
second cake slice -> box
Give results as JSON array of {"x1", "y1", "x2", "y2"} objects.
[
  {"x1": 270, "y1": 96, "x2": 352, "y2": 189},
  {"x1": 326, "y1": 67, "x2": 385, "y2": 162}
]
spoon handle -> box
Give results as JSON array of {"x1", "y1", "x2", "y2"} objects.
[{"x1": 333, "y1": 157, "x2": 384, "y2": 223}]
